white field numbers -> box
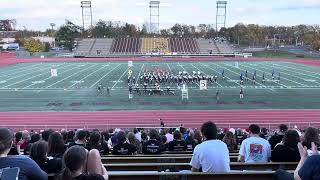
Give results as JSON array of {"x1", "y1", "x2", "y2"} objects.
[
  {"x1": 235, "y1": 62, "x2": 239, "y2": 68},
  {"x1": 51, "y1": 69, "x2": 57, "y2": 77},
  {"x1": 181, "y1": 89, "x2": 188, "y2": 100},
  {"x1": 200, "y1": 80, "x2": 207, "y2": 90},
  {"x1": 128, "y1": 61, "x2": 133, "y2": 67}
]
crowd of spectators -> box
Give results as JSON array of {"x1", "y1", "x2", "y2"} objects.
[{"x1": 0, "y1": 122, "x2": 319, "y2": 179}]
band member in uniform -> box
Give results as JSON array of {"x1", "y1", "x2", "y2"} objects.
[
  {"x1": 240, "y1": 73, "x2": 244, "y2": 84},
  {"x1": 245, "y1": 70, "x2": 248, "y2": 81},
  {"x1": 272, "y1": 70, "x2": 275, "y2": 80},
  {"x1": 221, "y1": 69, "x2": 225, "y2": 80},
  {"x1": 216, "y1": 90, "x2": 220, "y2": 101},
  {"x1": 240, "y1": 88, "x2": 244, "y2": 99},
  {"x1": 97, "y1": 83, "x2": 103, "y2": 93}
]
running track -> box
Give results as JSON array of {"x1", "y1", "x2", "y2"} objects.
[
  {"x1": 1, "y1": 56, "x2": 320, "y2": 131},
  {"x1": 0, "y1": 110, "x2": 319, "y2": 131}
]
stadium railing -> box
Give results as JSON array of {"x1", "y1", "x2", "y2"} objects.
[
  {"x1": 104, "y1": 162, "x2": 298, "y2": 171},
  {"x1": 101, "y1": 156, "x2": 239, "y2": 163},
  {"x1": 107, "y1": 171, "x2": 292, "y2": 180}
]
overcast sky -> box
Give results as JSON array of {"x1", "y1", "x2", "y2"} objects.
[{"x1": 0, "y1": 0, "x2": 319, "y2": 31}]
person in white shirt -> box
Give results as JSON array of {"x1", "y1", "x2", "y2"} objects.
[
  {"x1": 238, "y1": 124, "x2": 271, "y2": 163},
  {"x1": 133, "y1": 128, "x2": 142, "y2": 142},
  {"x1": 190, "y1": 121, "x2": 230, "y2": 172},
  {"x1": 165, "y1": 129, "x2": 174, "y2": 143}
]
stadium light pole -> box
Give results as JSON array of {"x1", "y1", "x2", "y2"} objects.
[{"x1": 50, "y1": 23, "x2": 56, "y2": 48}]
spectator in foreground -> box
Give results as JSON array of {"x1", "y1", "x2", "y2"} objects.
[
  {"x1": 65, "y1": 130, "x2": 75, "y2": 145},
  {"x1": 41, "y1": 129, "x2": 54, "y2": 142},
  {"x1": 30, "y1": 140, "x2": 62, "y2": 174},
  {"x1": 142, "y1": 129, "x2": 164, "y2": 154},
  {"x1": 193, "y1": 130, "x2": 203, "y2": 145},
  {"x1": 223, "y1": 131, "x2": 237, "y2": 152},
  {"x1": 86, "y1": 131, "x2": 109, "y2": 155},
  {"x1": 0, "y1": 128, "x2": 47, "y2": 180},
  {"x1": 185, "y1": 130, "x2": 196, "y2": 151},
  {"x1": 112, "y1": 131, "x2": 137, "y2": 155},
  {"x1": 269, "y1": 124, "x2": 288, "y2": 150},
  {"x1": 48, "y1": 132, "x2": 67, "y2": 158},
  {"x1": 133, "y1": 128, "x2": 142, "y2": 142},
  {"x1": 168, "y1": 131, "x2": 187, "y2": 151},
  {"x1": 165, "y1": 129, "x2": 174, "y2": 143},
  {"x1": 190, "y1": 121, "x2": 230, "y2": 172},
  {"x1": 271, "y1": 130, "x2": 300, "y2": 162},
  {"x1": 58, "y1": 145, "x2": 108, "y2": 180},
  {"x1": 294, "y1": 142, "x2": 320, "y2": 180},
  {"x1": 239, "y1": 124, "x2": 271, "y2": 163},
  {"x1": 68, "y1": 130, "x2": 87, "y2": 148},
  {"x1": 24, "y1": 133, "x2": 41, "y2": 155},
  {"x1": 302, "y1": 127, "x2": 320, "y2": 149},
  {"x1": 128, "y1": 132, "x2": 142, "y2": 154}
]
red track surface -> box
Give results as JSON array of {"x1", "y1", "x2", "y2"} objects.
[
  {"x1": 1, "y1": 56, "x2": 320, "y2": 131},
  {"x1": 0, "y1": 110, "x2": 319, "y2": 131},
  {"x1": 1, "y1": 56, "x2": 320, "y2": 67}
]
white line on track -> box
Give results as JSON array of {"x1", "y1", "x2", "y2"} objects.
[
  {"x1": 90, "y1": 64, "x2": 121, "y2": 88},
  {"x1": 46, "y1": 64, "x2": 96, "y2": 88}
]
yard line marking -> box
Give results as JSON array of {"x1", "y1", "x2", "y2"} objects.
[
  {"x1": 1, "y1": 64, "x2": 64, "y2": 88},
  {"x1": 190, "y1": 63, "x2": 222, "y2": 88},
  {"x1": 238, "y1": 63, "x2": 287, "y2": 87},
  {"x1": 111, "y1": 65, "x2": 129, "y2": 89},
  {"x1": 263, "y1": 62, "x2": 320, "y2": 80},
  {"x1": 46, "y1": 64, "x2": 96, "y2": 88},
  {"x1": 259, "y1": 62, "x2": 320, "y2": 86},
  {"x1": 1, "y1": 63, "x2": 57, "y2": 82},
  {"x1": 218, "y1": 62, "x2": 275, "y2": 92},
  {"x1": 244, "y1": 63, "x2": 306, "y2": 86},
  {"x1": 166, "y1": 63, "x2": 172, "y2": 72},
  {"x1": 89, "y1": 64, "x2": 121, "y2": 88},
  {"x1": 0, "y1": 63, "x2": 44, "y2": 76},
  {"x1": 23, "y1": 63, "x2": 77, "y2": 89},
  {"x1": 68, "y1": 64, "x2": 109, "y2": 88},
  {"x1": 135, "y1": 63, "x2": 144, "y2": 87},
  {"x1": 281, "y1": 62, "x2": 320, "y2": 76},
  {"x1": 199, "y1": 63, "x2": 241, "y2": 87}
]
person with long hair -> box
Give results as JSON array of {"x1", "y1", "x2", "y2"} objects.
[
  {"x1": 58, "y1": 145, "x2": 108, "y2": 180},
  {"x1": 127, "y1": 132, "x2": 142, "y2": 154},
  {"x1": 48, "y1": 132, "x2": 67, "y2": 158},
  {"x1": 302, "y1": 127, "x2": 320, "y2": 149},
  {"x1": 271, "y1": 130, "x2": 300, "y2": 162},
  {"x1": 112, "y1": 131, "x2": 137, "y2": 155},
  {"x1": 0, "y1": 128, "x2": 47, "y2": 180},
  {"x1": 223, "y1": 132, "x2": 237, "y2": 152},
  {"x1": 30, "y1": 140, "x2": 62, "y2": 174},
  {"x1": 86, "y1": 131, "x2": 109, "y2": 155}
]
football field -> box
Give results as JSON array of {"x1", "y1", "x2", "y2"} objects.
[{"x1": 1, "y1": 60, "x2": 320, "y2": 111}]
